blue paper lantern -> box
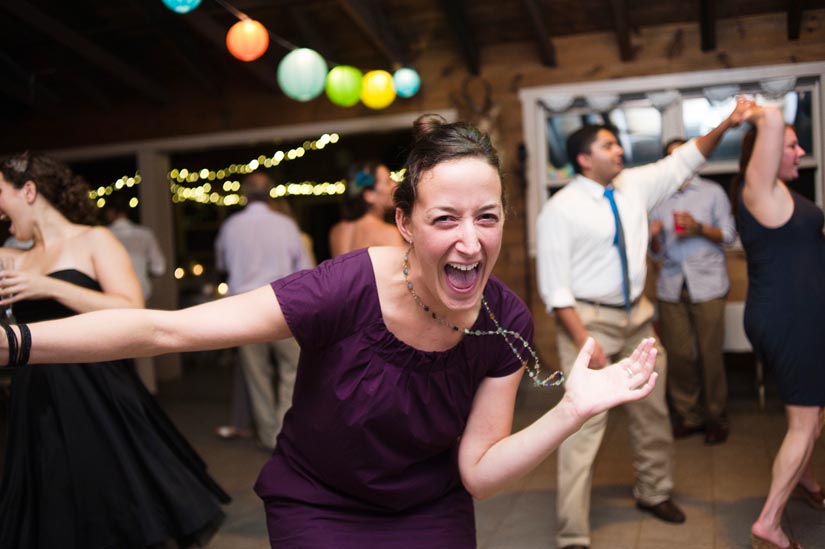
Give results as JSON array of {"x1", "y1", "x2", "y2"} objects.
[
  {"x1": 277, "y1": 48, "x2": 328, "y2": 102},
  {"x1": 393, "y1": 68, "x2": 421, "y2": 98},
  {"x1": 162, "y1": 0, "x2": 202, "y2": 14}
]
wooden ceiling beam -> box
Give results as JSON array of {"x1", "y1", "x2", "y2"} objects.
[
  {"x1": 0, "y1": 0, "x2": 169, "y2": 104},
  {"x1": 521, "y1": 0, "x2": 557, "y2": 67},
  {"x1": 787, "y1": 0, "x2": 803, "y2": 40},
  {"x1": 0, "y1": 53, "x2": 61, "y2": 109},
  {"x1": 289, "y1": 6, "x2": 336, "y2": 63},
  {"x1": 608, "y1": 0, "x2": 633, "y2": 62},
  {"x1": 181, "y1": 11, "x2": 282, "y2": 93},
  {"x1": 699, "y1": 0, "x2": 716, "y2": 51},
  {"x1": 335, "y1": 0, "x2": 408, "y2": 66},
  {"x1": 439, "y1": 0, "x2": 480, "y2": 75},
  {"x1": 127, "y1": 0, "x2": 217, "y2": 92}
]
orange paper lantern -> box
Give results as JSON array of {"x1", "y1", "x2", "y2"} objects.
[{"x1": 226, "y1": 19, "x2": 269, "y2": 62}]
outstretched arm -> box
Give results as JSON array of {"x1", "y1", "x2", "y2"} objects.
[
  {"x1": 457, "y1": 338, "x2": 658, "y2": 499},
  {"x1": 3, "y1": 285, "x2": 292, "y2": 366}
]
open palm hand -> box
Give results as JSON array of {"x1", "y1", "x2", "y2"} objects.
[{"x1": 562, "y1": 337, "x2": 659, "y2": 421}]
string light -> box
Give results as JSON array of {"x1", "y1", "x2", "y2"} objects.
[{"x1": 89, "y1": 132, "x2": 349, "y2": 208}]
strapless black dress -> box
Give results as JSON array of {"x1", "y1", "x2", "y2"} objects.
[{"x1": 0, "y1": 270, "x2": 230, "y2": 548}]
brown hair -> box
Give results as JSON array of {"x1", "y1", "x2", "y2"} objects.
[
  {"x1": 394, "y1": 114, "x2": 504, "y2": 218},
  {"x1": 0, "y1": 152, "x2": 97, "y2": 224}
]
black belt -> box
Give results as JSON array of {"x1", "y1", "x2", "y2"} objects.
[{"x1": 576, "y1": 297, "x2": 640, "y2": 309}]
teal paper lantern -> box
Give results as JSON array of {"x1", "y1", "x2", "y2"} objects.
[
  {"x1": 162, "y1": 0, "x2": 202, "y2": 14},
  {"x1": 325, "y1": 66, "x2": 363, "y2": 107},
  {"x1": 393, "y1": 68, "x2": 421, "y2": 98},
  {"x1": 277, "y1": 48, "x2": 328, "y2": 102}
]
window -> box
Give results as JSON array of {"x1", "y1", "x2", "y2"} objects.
[
  {"x1": 545, "y1": 102, "x2": 662, "y2": 183},
  {"x1": 683, "y1": 89, "x2": 814, "y2": 162},
  {"x1": 520, "y1": 62, "x2": 825, "y2": 256}
]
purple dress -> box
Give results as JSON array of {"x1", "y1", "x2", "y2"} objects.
[{"x1": 254, "y1": 249, "x2": 530, "y2": 547}]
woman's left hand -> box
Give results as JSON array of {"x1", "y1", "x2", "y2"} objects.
[
  {"x1": 561, "y1": 337, "x2": 659, "y2": 422},
  {"x1": 0, "y1": 270, "x2": 53, "y2": 304}
]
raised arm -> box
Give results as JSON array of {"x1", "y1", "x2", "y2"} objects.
[
  {"x1": 695, "y1": 97, "x2": 753, "y2": 158},
  {"x1": 740, "y1": 105, "x2": 793, "y2": 227},
  {"x1": 457, "y1": 338, "x2": 658, "y2": 499},
  {"x1": 3, "y1": 285, "x2": 292, "y2": 366}
]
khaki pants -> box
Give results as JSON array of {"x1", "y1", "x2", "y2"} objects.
[
  {"x1": 239, "y1": 338, "x2": 300, "y2": 449},
  {"x1": 556, "y1": 297, "x2": 674, "y2": 548},
  {"x1": 658, "y1": 290, "x2": 727, "y2": 427}
]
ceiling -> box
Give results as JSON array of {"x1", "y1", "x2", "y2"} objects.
[{"x1": 0, "y1": 0, "x2": 821, "y2": 153}]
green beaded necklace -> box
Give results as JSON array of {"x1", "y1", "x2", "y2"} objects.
[{"x1": 402, "y1": 246, "x2": 564, "y2": 388}]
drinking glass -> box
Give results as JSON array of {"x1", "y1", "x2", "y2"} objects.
[{"x1": 0, "y1": 257, "x2": 16, "y2": 323}]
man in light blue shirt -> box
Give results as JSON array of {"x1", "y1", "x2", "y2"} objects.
[
  {"x1": 215, "y1": 172, "x2": 312, "y2": 450},
  {"x1": 649, "y1": 139, "x2": 737, "y2": 445}
]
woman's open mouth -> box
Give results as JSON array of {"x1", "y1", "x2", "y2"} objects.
[{"x1": 444, "y1": 262, "x2": 480, "y2": 292}]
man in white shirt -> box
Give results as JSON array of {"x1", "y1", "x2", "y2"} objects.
[
  {"x1": 215, "y1": 172, "x2": 312, "y2": 450},
  {"x1": 106, "y1": 195, "x2": 167, "y2": 393},
  {"x1": 536, "y1": 99, "x2": 751, "y2": 549}
]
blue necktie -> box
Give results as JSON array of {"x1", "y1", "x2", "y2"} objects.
[{"x1": 604, "y1": 186, "x2": 631, "y2": 310}]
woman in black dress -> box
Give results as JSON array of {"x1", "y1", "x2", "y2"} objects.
[
  {"x1": 0, "y1": 152, "x2": 229, "y2": 548},
  {"x1": 735, "y1": 105, "x2": 824, "y2": 549}
]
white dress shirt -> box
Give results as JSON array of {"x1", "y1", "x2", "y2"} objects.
[
  {"x1": 536, "y1": 139, "x2": 707, "y2": 310},
  {"x1": 109, "y1": 218, "x2": 166, "y2": 299}
]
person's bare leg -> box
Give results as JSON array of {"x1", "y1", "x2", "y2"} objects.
[{"x1": 751, "y1": 405, "x2": 822, "y2": 546}]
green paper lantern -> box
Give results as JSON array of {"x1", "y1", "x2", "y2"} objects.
[
  {"x1": 277, "y1": 48, "x2": 328, "y2": 102},
  {"x1": 325, "y1": 66, "x2": 363, "y2": 107}
]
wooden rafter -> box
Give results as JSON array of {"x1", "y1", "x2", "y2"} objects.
[
  {"x1": 521, "y1": 0, "x2": 556, "y2": 67},
  {"x1": 0, "y1": 0, "x2": 169, "y2": 104},
  {"x1": 181, "y1": 11, "x2": 282, "y2": 93},
  {"x1": 289, "y1": 6, "x2": 335, "y2": 63},
  {"x1": 699, "y1": 0, "x2": 716, "y2": 51},
  {"x1": 439, "y1": 0, "x2": 480, "y2": 75},
  {"x1": 0, "y1": 53, "x2": 61, "y2": 109},
  {"x1": 608, "y1": 0, "x2": 633, "y2": 62},
  {"x1": 787, "y1": 0, "x2": 803, "y2": 40},
  {"x1": 335, "y1": 0, "x2": 408, "y2": 66},
  {"x1": 127, "y1": 0, "x2": 217, "y2": 92}
]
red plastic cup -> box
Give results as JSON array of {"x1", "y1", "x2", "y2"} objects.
[{"x1": 673, "y1": 211, "x2": 685, "y2": 234}]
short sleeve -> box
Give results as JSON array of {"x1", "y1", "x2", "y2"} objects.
[{"x1": 270, "y1": 249, "x2": 376, "y2": 349}]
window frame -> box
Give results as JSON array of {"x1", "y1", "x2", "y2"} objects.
[{"x1": 519, "y1": 62, "x2": 825, "y2": 257}]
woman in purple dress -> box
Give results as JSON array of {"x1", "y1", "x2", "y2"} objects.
[{"x1": 0, "y1": 116, "x2": 660, "y2": 548}]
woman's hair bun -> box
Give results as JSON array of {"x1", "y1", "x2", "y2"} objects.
[{"x1": 412, "y1": 114, "x2": 448, "y2": 142}]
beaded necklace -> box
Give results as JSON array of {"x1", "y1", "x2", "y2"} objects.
[{"x1": 402, "y1": 246, "x2": 564, "y2": 388}]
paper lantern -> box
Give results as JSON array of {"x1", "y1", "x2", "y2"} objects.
[
  {"x1": 325, "y1": 66, "x2": 363, "y2": 107},
  {"x1": 360, "y1": 70, "x2": 396, "y2": 110},
  {"x1": 226, "y1": 19, "x2": 269, "y2": 62},
  {"x1": 162, "y1": 0, "x2": 201, "y2": 13},
  {"x1": 277, "y1": 48, "x2": 328, "y2": 102},
  {"x1": 392, "y1": 68, "x2": 420, "y2": 98}
]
